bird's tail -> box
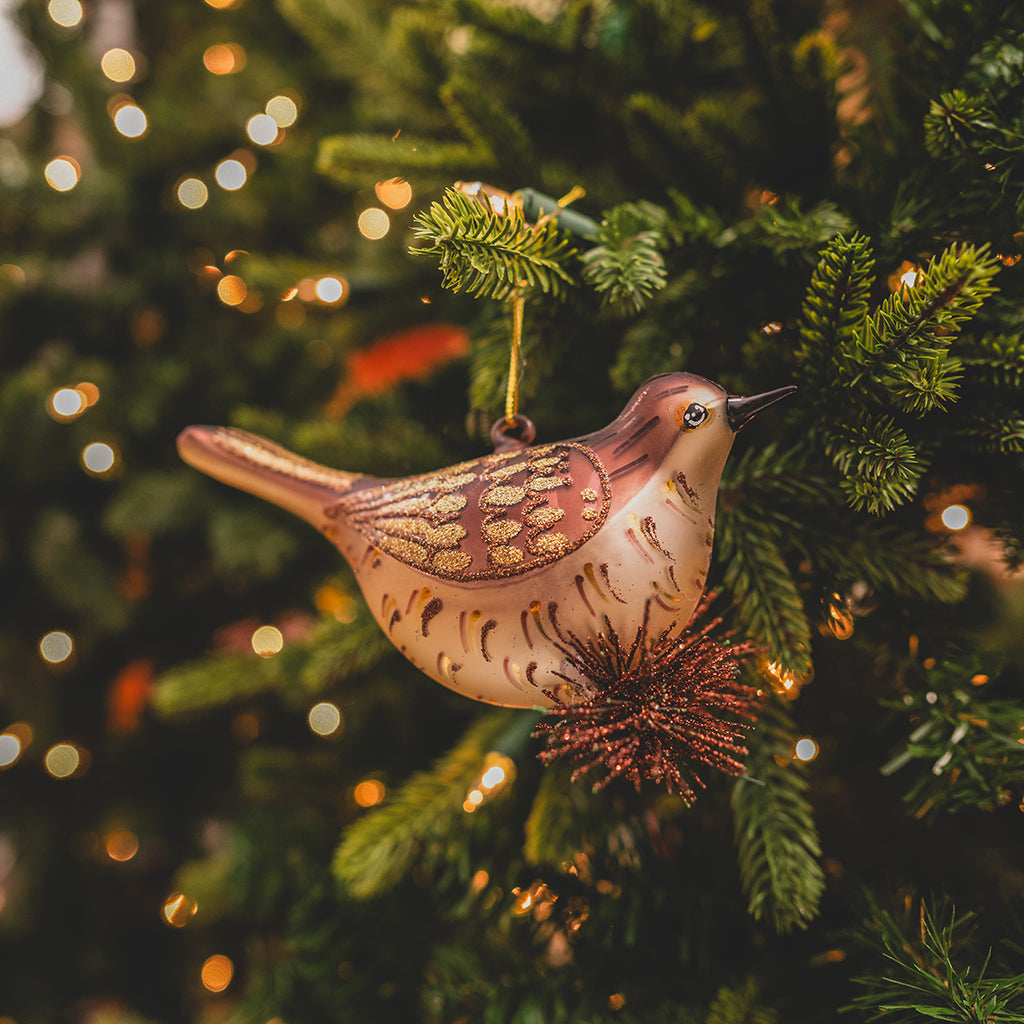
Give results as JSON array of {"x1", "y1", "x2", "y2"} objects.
[{"x1": 177, "y1": 425, "x2": 363, "y2": 530}]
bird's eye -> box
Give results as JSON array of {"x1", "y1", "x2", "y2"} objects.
[{"x1": 682, "y1": 403, "x2": 708, "y2": 429}]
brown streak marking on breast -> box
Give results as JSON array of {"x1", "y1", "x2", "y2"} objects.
[
  {"x1": 480, "y1": 619, "x2": 498, "y2": 662},
  {"x1": 421, "y1": 597, "x2": 443, "y2": 637},
  {"x1": 574, "y1": 574, "x2": 596, "y2": 617}
]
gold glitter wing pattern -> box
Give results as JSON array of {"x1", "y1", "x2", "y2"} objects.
[{"x1": 330, "y1": 442, "x2": 611, "y2": 581}]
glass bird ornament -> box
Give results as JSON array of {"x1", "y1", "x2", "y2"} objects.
[{"x1": 177, "y1": 372, "x2": 793, "y2": 710}]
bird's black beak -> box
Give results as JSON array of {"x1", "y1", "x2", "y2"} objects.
[{"x1": 726, "y1": 386, "x2": 797, "y2": 432}]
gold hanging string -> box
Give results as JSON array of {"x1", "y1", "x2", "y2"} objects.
[{"x1": 506, "y1": 289, "x2": 525, "y2": 427}]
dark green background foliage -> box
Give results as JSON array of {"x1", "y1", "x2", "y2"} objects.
[{"x1": 1, "y1": 1, "x2": 1023, "y2": 1022}]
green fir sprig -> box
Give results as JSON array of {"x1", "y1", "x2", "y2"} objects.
[
  {"x1": 846, "y1": 898, "x2": 1024, "y2": 1023},
  {"x1": 731, "y1": 700, "x2": 825, "y2": 935}
]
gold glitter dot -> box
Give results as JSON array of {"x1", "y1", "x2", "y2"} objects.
[
  {"x1": 377, "y1": 516, "x2": 429, "y2": 537},
  {"x1": 431, "y1": 493, "x2": 467, "y2": 514},
  {"x1": 432, "y1": 550, "x2": 473, "y2": 574},
  {"x1": 488, "y1": 464, "x2": 524, "y2": 481},
  {"x1": 482, "y1": 485, "x2": 527, "y2": 507},
  {"x1": 425, "y1": 523, "x2": 466, "y2": 547},
  {"x1": 525, "y1": 507, "x2": 564, "y2": 529},
  {"x1": 484, "y1": 520, "x2": 523, "y2": 542},
  {"x1": 529, "y1": 476, "x2": 566, "y2": 492},
  {"x1": 490, "y1": 545, "x2": 524, "y2": 566},
  {"x1": 381, "y1": 536, "x2": 427, "y2": 564},
  {"x1": 582, "y1": 509, "x2": 598, "y2": 521},
  {"x1": 531, "y1": 532, "x2": 569, "y2": 555},
  {"x1": 580, "y1": 488, "x2": 598, "y2": 502},
  {"x1": 532, "y1": 456, "x2": 563, "y2": 471}
]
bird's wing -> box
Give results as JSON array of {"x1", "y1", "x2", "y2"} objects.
[{"x1": 330, "y1": 441, "x2": 611, "y2": 581}]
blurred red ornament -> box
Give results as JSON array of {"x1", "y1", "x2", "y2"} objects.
[
  {"x1": 107, "y1": 660, "x2": 155, "y2": 734},
  {"x1": 326, "y1": 323, "x2": 468, "y2": 417}
]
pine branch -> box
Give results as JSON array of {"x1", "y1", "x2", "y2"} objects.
[
  {"x1": 924, "y1": 90, "x2": 1000, "y2": 164},
  {"x1": 848, "y1": 243, "x2": 1001, "y2": 389},
  {"x1": 796, "y1": 234, "x2": 875, "y2": 394},
  {"x1": 715, "y1": 507, "x2": 812, "y2": 677},
  {"x1": 438, "y1": 73, "x2": 535, "y2": 171},
  {"x1": 152, "y1": 615, "x2": 391, "y2": 716},
  {"x1": 579, "y1": 202, "x2": 668, "y2": 312},
  {"x1": 880, "y1": 658, "x2": 1024, "y2": 818},
  {"x1": 411, "y1": 187, "x2": 577, "y2": 300},
  {"x1": 706, "y1": 977, "x2": 779, "y2": 1024},
  {"x1": 731, "y1": 700, "x2": 825, "y2": 935},
  {"x1": 331, "y1": 709, "x2": 520, "y2": 899},
  {"x1": 316, "y1": 134, "x2": 487, "y2": 186},
  {"x1": 846, "y1": 897, "x2": 1024, "y2": 1024}
]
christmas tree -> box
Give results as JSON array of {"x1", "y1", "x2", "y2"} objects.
[{"x1": 2, "y1": 1, "x2": 1023, "y2": 1022}]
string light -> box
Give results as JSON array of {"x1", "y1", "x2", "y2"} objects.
[
  {"x1": 307, "y1": 702, "x2": 342, "y2": 736},
  {"x1": 823, "y1": 592, "x2": 855, "y2": 640},
  {"x1": 463, "y1": 752, "x2": 515, "y2": 812},
  {"x1": 216, "y1": 275, "x2": 247, "y2": 306},
  {"x1": 48, "y1": 0, "x2": 83, "y2": 27},
  {"x1": 0, "y1": 734, "x2": 21, "y2": 769},
  {"x1": 39, "y1": 630, "x2": 74, "y2": 664},
  {"x1": 162, "y1": 892, "x2": 198, "y2": 927},
  {"x1": 203, "y1": 43, "x2": 246, "y2": 75},
  {"x1": 314, "y1": 277, "x2": 346, "y2": 303},
  {"x1": 48, "y1": 387, "x2": 86, "y2": 420},
  {"x1": 763, "y1": 658, "x2": 808, "y2": 698},
  {"x1": 511, "y1": 879, "x2": 557, "y2": 917},
  {"x1": 889, "y1": 260, "x2": 922, "y2": 295},
  {"x1": 352, "y1": 779, "x2": 386, "y2": 807},
  {"x1": 82, "y1": 442, "x2": 117, "y2": 475},
  {"x1": 357, "y1": 208, "x2": 390, "y2": 240},
  {"x1": 113, "y1": 103, "x2": 147, "y2": 138},
  {"x1": 214, "y1": 159, "x2": 247, "y2": 191},
  {"x1": 941, "y1": 504, "x2": 970, "y2": 530},
  {"x1": 265, "y1": 94, "x2": 298, "y2": 127},
  {"x1": 246, "y1": 114, "x2": 279, "y2": 146},
  {"x1": 177, "y1": 178, "x2": 209, "y2": 209},
  {"x1": 250, "y1": 624, "x2": 283, "y2": 657},
  {"x1": 44, "y1": 157, "x2": 80, "y2": 192},
  {"x1": 100, "y1": 48, "x2": 136, "y2": 82},
  {"x1": 375, "y1": 178, "x2": 413, "y2": 209},
  {"x1": 794, "y1": 737, "x2": 819, "y2": 762},
  {"x1": 200, "y1": 955, "x2": 234, "y2": 992},
  {"x1": 44, "y1": 743, "x2": 82, "y2": 778},
  {"x1": 104, "y1": 828, "x2": 139, "y2": 862}
]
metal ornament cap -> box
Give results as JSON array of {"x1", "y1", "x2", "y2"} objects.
[{"x1": 726, "y1": 386, "x2": 797, "y2": 432}]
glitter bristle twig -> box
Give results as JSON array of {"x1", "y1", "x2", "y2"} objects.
[{"x1": 535, "y1": 599, "x2": 760, "y2": 800}]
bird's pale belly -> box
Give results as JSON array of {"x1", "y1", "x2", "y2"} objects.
[{"x1": 338, "y1": 486, "x2": 717, "y2": 708}]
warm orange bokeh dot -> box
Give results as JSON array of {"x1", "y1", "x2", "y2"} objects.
[
  {"x1": 201, "y1": 954, "x2": 234, "y2": 992},
  {"x1": 203, "y1": 43, "x2": 246, "y2": 75},
  {"x1": 217, "y1": 275, "x2": 247, "y2": 306},
  {"x1": 375, "y1": 177, "x2": 412, "y2": 209},
  {"x1": 162, "y1": 891, "x2": 198, "y2": 927},
  {"x1": 353, "y1": 779, "x2": 386, "y2": 807},
  {"x1": 104, "y1": 828, "x2": 140, "y2": 862}
]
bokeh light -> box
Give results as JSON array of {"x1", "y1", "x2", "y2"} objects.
[
  {"x1": 353, "y1": 779, "x2": 386, "y2": 807},
  {"x1": 113, "y1": 104, "x2": 147, "y2": 138},
  {"x1": 265, "y1": 94, "x2": 298, "y2": 127},
  {"x1": 357, "y1": 208, "x2": 390, "y2": 240},
  {"x1": 82, "y1": 442, "x2": 117, "y2": 475},
  {"x1": 941, "y1": 504, "x2": 970, "y2": 530},
  {"x1": 200, "y1": 954, "x2": 234, "y2": 992},
  {"x1": 375, "y1": 177, "x2": 412, "y2": 209},
  {"x1": 104, "y1": 828, "x2": 139, "y2": 862},
  {"x1": 794, "y1": 738, "x2": 819, "y2": 762},
  {"x1": 0, "y1": 734, "x2": 22, "y2": 769},
  {"x1": 44, "y1": 743, "x2": 81, "y2": 778},
  {"x1": 49, "y1": 387, "x2": 85, "y2": 420},
  {"x1": 251, "y1": 625, "x2": 283, "y2": 657},
  {"x1": 315, "y1": 276, "x2": 346, "y2": 303},
  {"x1": 162, "y1": 892, "x2": 198, "y2": 927},
  {"x1": 246, "y1": 113, "x2": 278, "y2": 145},
  {"x1": 307, "y1": 702, "x2": 342, "y2": 736},
  {"x1": 48, "y1": 0, "x2": 83, "y2": 27},
  {"x1": 203, "y1": 43, "x2": 246, "y2": 75},
  {"x1": 39, "y1": 631, "x2": 74, "y2": 664},
  {"x1": 177, "y1": 178, "x2": 209, "y2": 209},
  {"x1": 101, "y1": 48, "x2": 136, "y2": 82},
  {"x1": 203, "y1": 0, "x2": 240, "y2": 8},
  {"x1": 44, "y1": 157, "x2": 80, "y2": 192},
  {"x1": 216, "y1": 275, "x2": 247, "y2": 306},
  {"x1": 215, "y1": 159, "x2": 247, "y2": 191}
]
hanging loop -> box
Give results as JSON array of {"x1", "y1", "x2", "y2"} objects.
[{"x1": 491, "y1": 413, "x2": 536, "y2": 453}]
